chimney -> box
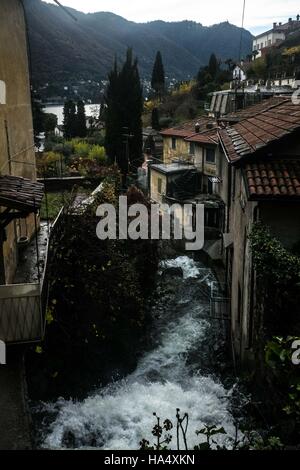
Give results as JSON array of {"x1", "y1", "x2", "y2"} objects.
[
  {"x1": 273, "y1": 22, "x2": 277, "y2": 28},
  {"x1": 195, "y1": 122, "x2": 200, "y2": 133},
  {"x1": 279, "y1": 22, "x2": 282, "y2": 26},
  {"x1": 297, "y1": 14, "x2": 300, "y2": 21},
  {"x1": 289, "y1": 17, "x2": 293, "y2": 23}
]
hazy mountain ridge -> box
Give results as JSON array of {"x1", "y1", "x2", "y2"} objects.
[{"x1": 24, "y1": 0, "x2": 253, "y2": 85}]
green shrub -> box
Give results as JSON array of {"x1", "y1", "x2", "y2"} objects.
[
  {"x1": 74, "y1": 141, "x2": 90, "y2": 158},
  {"x1": 88, "y1": 145, "x2": 107, "y2": 164}
]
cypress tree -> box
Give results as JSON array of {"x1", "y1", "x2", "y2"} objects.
[
  {"x1": 208, "y1": 53, "x2": 219, "y2": 80},
  {"x1": 151, "y1": 107, "x2": 160, "y2": 131},
  {"x1": 151, "y1": 51, "x2": 165, "y2": 98},
  {"x1": 105, "y1": 60, "x2": 123, "y2": 168},
  {"x1": 63, "y1": 100, "x2": 76, "y2": 139},
  {"x1": 105, "y1": 50, "x2": 143, "y2": 174},
  {"x1": 76, "y1": 100, "x2": 87, "y2": 138}
]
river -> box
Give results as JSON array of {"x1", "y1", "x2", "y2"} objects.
[
  {"x1": 44, "y1": 104, "x2": 101, "y2": 126},
  {"x1": 34, "y1": 255, "x2": 241, "y2": 450}
]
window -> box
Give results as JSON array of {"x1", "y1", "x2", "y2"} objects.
[
  {"x1": 189, "y1": 142, "x2": 195, "y2": 155},
  {"x1": 171, "y1": 137, "x2": 176, "y2": 150},
  {"x1": 205, "y1": 148, "x2": 216, "y2": 164},
  {"x1": 157, "y1": 178, "x2": 162, "y2": 194}
]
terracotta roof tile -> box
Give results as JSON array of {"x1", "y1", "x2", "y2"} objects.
[
  {"x1": 220, "y1": 100, "x2": 300, "y2": 162},
  {"x1": 220, "y1": 97, "x2": 289, "y2": 123},
  {"x1": 243, "y1": 159, "x2": 300, "y2": 199},
  {"x1": 160, "y1": 117, "x2": 218, "y2": 139},
  {"x1": 185, "y1": 129, "x2": 218, "y2": 144}
]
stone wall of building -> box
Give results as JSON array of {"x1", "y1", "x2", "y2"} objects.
[{"x1": 0, "y1": 0, "x2": 37, "y2": 283}]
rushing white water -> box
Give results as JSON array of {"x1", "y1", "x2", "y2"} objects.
[{"x1": 38, "y1": 256, "x2": 238, "y2": 450}]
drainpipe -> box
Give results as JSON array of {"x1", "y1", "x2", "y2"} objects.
[
  {"x1": 147, "y1": 159, "x2": 153, "y2": 198},
  {"x1": 0, "y1": 230, "x2": 6, "y2": 285}
]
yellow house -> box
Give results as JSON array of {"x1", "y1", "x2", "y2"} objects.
[
  {"x1": 160, "y1": 117, "x2": 218, "y2": 164},
  {"x1": 159, "y1": 117, "x2": 219, "y2": 194}
]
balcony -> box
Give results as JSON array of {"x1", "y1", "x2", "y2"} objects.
[
  {"x1": 0, "y1": 175, "x2": 49, "y2": 344},
  {"x1": 0, "y1": 209, "x2": 64, "y2": 344}
]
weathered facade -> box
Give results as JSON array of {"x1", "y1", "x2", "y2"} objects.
[
  {"x1": 0, "y1": 0, "x2": 37, "y2": 283},
  {"x1": 217, "y1": 99, "x2": 300, "y2": 365},
  {"x1": 159, "y1": 118, "x2": 219, "y2": 194},
  {"x1": 150, "y1": 163, "x2": 199, "y2": 205}
]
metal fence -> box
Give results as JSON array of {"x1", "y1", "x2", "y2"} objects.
[{"x1": 0, "y1": 283, "x2": 42, "y2": 344}]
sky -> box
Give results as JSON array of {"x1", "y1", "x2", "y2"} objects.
[{"x1": 45, "y1": 0, "x2": 300, "y2": 35}]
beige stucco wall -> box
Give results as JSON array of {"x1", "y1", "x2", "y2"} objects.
[
  {"x1": 164, "y1": 136, "x2": 218, "y2": 182},
  {"x1": 0, "y1": 0, "x2": 37, "y2": 283},
  {"x1": 150, "y1": 169, "x2": 167, "y2": 205},
  {"x1": 193, "y1": 145, "x2": 203, "y2": 170},
  {"x1": 163, "y1": 136, "x2": 190, "y2": 164}
]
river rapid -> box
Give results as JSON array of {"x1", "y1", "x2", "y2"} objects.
[{"x1": 34, "y1": 255, "x2": 241, "y2": 450}]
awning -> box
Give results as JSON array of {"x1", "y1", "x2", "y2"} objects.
[{"x1": 0, "y1": 175, "x2": 44, "y2": 212}]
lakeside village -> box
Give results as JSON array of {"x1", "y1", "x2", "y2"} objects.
[{"x1": 1, "y1": 0, "x2": 300, "y2": 451}]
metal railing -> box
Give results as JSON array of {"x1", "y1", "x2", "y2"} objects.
[{"x1": 0, "y1": 208, "x2": 64, "y2": 344}]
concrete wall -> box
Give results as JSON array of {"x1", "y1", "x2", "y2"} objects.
[
  {"x1": 0, "y1": 0, "x2": 37, "y2": 283},
  {"x1": 216, "y1": 152, "x2": 260, "y2": 363},
  {"x1": 216, "y1": 149, "x2": 230, "y2": 228},
  {"x1": 228, "y1": 171, "x2": 258, "y2": 363}
]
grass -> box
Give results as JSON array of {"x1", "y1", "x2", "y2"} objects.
[{"x1": 40, "y1": 192, "x2": 65, "y2": 220}]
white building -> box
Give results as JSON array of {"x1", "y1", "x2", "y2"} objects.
[
  {"x1": 233, "y1": 64, "x2": 247, "y2": 82},
  {"x1": 253, "y1": 16, "x2": 300, "y2": 58}
]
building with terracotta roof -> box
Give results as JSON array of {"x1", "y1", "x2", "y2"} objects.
[
  {"x1": 216, "y1": 98, "x2": 300, "y2": 365},
  {"x1": 158, "y1": 117, "x2": 220, "y2": 194}
]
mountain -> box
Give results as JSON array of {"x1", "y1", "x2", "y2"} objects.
[{"x1": 24, "y1": 0, "x2": 253, "y2": 86}]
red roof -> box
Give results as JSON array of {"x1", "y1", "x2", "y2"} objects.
[
  {"x1": 244, "y1": 159, "x2": 300, "y2": 199},
  {"x1": 219, "y1": 100, "x2": 300, "y2": 162},
  {"x1": 160, "y1": 117, "x2": 218, "y2": 139},
  {"x1": 185, "y1": 129, "x2": 218, "y2": 144}
]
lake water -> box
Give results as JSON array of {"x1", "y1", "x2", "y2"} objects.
[{"x1": 44, "y1": 104, "x2": 101, "y2": 126}]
